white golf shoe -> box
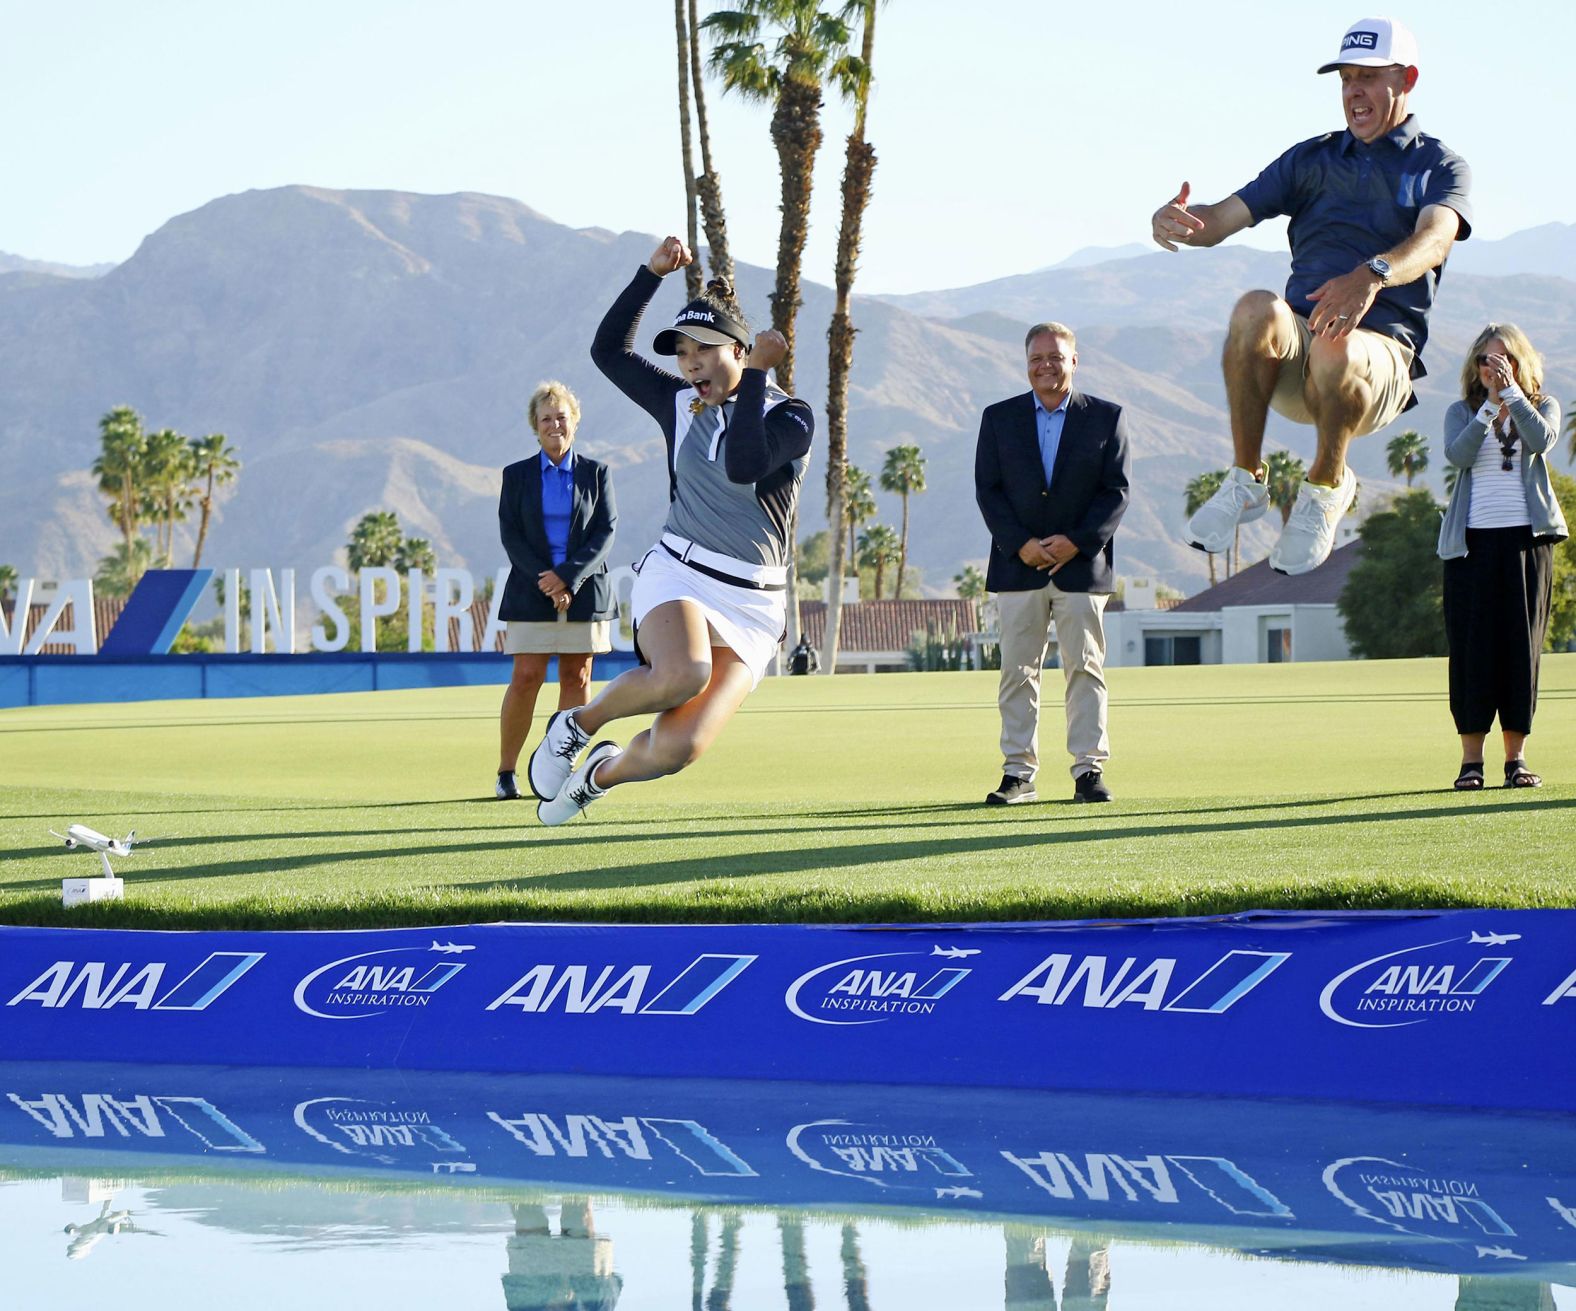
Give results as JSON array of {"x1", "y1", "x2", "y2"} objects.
[
  {"x1": 1185, "y1": 465, "x2": 1269, "y2": 554},
  {"x1": 1269, "y1": 465, "x2": 1356, "y2": 575},
  {"x1": 536, "y1": 741, "x2": 621, "y2": 825},
  {"x1": 528, "y1": 709, "x2": 591, "y2": 801}
]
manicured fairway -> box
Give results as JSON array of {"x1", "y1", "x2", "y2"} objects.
[{"x1": 1, "y1": 656, "x2": 1572, "y2": 927}]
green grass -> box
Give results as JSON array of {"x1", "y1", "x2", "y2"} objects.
[{"x1": 1, "y1": 656, "x2": 1573, "y2": 928}]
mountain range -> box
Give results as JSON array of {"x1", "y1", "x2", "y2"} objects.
[{"x1": 2, "y1": 188, "x2": 1572, "y2": 598}]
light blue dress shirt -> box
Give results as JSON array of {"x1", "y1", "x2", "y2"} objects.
[
  {"x1": 538, "y1": 447, "x2": 575, "y2": 566},
  {"x1": 1033, "y1": 392, "x2": 1070, "y2": 485}
]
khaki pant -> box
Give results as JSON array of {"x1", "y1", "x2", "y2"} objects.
[
  {"x1": 1270, "y1": 315, "x2": 1413, "y2": 436},
  {"x1": 997, "y1": 582, "x2": 1109, "y2": 780}
]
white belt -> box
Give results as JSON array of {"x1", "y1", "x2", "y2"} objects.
[{"x1": 660, "y1": 532, "x2": 788, "y2": 588}]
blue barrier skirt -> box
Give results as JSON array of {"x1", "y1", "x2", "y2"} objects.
[{"x1": 2, "y1": 909, "x2": 1571, "y2": 1112}]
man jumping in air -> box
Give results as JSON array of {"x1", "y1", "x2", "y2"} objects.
[{"x1": 1153, "y1": 17, "x2": 1471, "y2": 574}]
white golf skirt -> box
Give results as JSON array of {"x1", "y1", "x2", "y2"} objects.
[{"x1": 630, "y1": 545, "x2": 786, "y2": 689}]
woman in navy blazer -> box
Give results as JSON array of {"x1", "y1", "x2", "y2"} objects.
[{"x1": 494, "y1": 380, "x2": 618, "y2": 799}]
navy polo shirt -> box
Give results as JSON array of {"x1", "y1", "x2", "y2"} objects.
[{"x1": 1235, "y1": 115, "x2": 1472, "y2": 389}]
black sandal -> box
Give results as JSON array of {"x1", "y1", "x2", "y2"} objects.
[
  {"x1": 1454, "y1": 762, "x2": 1485, "y2": 790},
  {"x1": 1504, "y1": 759, "x2": 1542, "y2": 789}
]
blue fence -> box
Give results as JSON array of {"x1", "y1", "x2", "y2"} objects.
[
  {"x1": 2, "y1": 910, "x2": 1571, "y2": 1112},
  {"x1": 0, "y1": 650, "x2": 641, "y2": 708}
]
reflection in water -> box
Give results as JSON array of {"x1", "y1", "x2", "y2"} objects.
[
  {"x1": 2, "y1": 1061, "x2": 1574, "y2": 1306},
  {"x1": 842, "y1": 1223, "x2": 870, "y2": 1311},
  {"x1": 1004, "y1": 1226, "x2": 1112, "y2": 1311},
  {"x1": 501, "y1": 1198, "x2": 621, "y2": 1310},
  {"x1": 62, "y1": 1193, "x2": 160, "y2": 1261},
  {"x1": 11, "y1": 1176, "x2": 1572, "y2": 1308},
  {"x1": 1456, "y1": 1278, "x2": 1558, "y2": 1311}
]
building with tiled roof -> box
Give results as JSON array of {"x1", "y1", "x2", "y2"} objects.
[
  {"x1": 1103, "y1": 543, "x2": 1362, "y2": 666},
  {"x1": 799, "y1": 598, "x2": 981, "y2": 673}
]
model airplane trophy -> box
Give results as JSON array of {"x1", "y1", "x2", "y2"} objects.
[{"x1": 49, "y1": 824, "x2": 134, "y2": 905}]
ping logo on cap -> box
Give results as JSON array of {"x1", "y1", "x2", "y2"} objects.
[
  {"x1": 1342, "y1": 30, "x2": 1378, "y2": 50},
  {"x1": 677, "y1": 309, "x2": 718, "y2": 325}
]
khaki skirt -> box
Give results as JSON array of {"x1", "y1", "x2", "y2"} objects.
[{"x1": 504, "y1": 615, "x2": 613, "y2": 655}]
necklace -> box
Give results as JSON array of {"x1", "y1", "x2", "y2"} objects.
[{"x1": 1496, "y1": 417, "x2": 1517, "y2": 473}]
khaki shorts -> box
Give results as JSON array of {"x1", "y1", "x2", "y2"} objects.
[
  {"x1": 1270, "y1": 315, "x2": 1414, "y2": 437},
  {"x1": 504, "y1": 616, "x2": 612, "y2": 655}
]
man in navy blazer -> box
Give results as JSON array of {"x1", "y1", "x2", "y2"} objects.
[{"x1": 975, "y1": 322, "x2": 1131, "y2": 805}]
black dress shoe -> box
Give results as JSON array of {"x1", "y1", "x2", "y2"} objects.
[
  {"x1": 1073, "y1": 770, "x2": 1113, "y2": 803},
  {"x1": 985, "y1": 775, "x2": 1038, "y2": 806}
]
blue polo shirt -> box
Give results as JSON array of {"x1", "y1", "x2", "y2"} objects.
[
  {"x1": 1235, "y1": 115, "x2": 1472, "y2": 391},
  {"x1": 1033, "y1": 391, "x2": 1070, "y2": 485},
  {"x1": 538, "y1": 447, "x2": 575, "y2": 565}
]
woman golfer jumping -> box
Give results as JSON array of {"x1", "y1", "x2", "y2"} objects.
[{"x1": 528, "y1": 235, "x2": 814, "y2": 823}]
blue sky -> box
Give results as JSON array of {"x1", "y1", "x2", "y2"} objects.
[{"x1": 3, "y1": 0, "x2": 1572, "y2": 293}]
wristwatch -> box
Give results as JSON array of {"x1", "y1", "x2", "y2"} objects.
[{"x1": 1366, "y1": 256, "x2": 1392, "y2": 285}]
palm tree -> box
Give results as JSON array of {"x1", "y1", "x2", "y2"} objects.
[
  {"x1": 879, "y1": 442, "x2": 926, "y2": 599},
  {"x1": 188, "y1": 433, "x2": 240, "y2": 568},
  {"x1": 844, "y1": 465, "x2": 875, "y2": 573},
  {"x1": 857, "y1": 523, "x2": 899, "y2": 598},
  {"x1": 1566, "y1": 409, "x2": 1575, "y2": 464},
  {"x1": 690, "y1": 1210, "x2": 708, "y2": 1311},
  {"x1": 689, "y1": 0, "x2": 733, "y2": 284},
  {"x1": 840, "y1": 1222, "x2": 870, "y2": 1311},
  {"x1": 675, "y1": 0, "x2": 704, "y2": 300},
  {"x1": 95, "y1": 537, "x2": 155, "y2": 598},
  {"x1": 709, "y1": 1213, "x2": 742, "y2": 1310},
  {"x1": 141, "y1": 427, "x2": 193, "y2": 565},
  {"x1": 704, "y1": 0, "x2": 859, "y2": 394},
  {"x1": 1386, "y1": 429, "x2": 1429, "y2": 487},
  {"x1": 954, "y1": 563, "x2": 986, "y2": 600},
  {"x1": 1184, "y1": 469, "x2": 1226, "y2": 586},
  {"x1": 394, "y1": 535, "x2": 436, "y2": 575},
  {"x1": 819, "y1": 0, "x2": 880, "y2": 676},
  {"x1": 92, "y1": 405, "x2": 148, "y2": 554},
  {"x1": 1264, "y1": 449, "x2": 1306, "y2": 527},
  {"x1": 0, "y1": 564, "x2": 17, "y2": 604},
  {"x1": 346, "y1": 511, "x2": 403, "y2": 570},
  {"x1": 777, "y1": 1213, "x2": 814, "y2": 1311}
]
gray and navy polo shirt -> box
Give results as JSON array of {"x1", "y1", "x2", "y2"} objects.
[{"x1": 591, "y1": 266, "x2": 814, "y2": 571}]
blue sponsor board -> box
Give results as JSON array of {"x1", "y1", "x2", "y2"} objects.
[
  {"x1": 2, "y1": 1062, "x2": 1574, "y2": 1280},
  {"x1": 0, "y1": 910, "x2": 1572, "y2": 1111},
  {"x1": 96, "y1": 569, "x2": 214, "y2": 655}
]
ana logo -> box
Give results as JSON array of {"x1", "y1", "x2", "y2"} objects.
[
  {"x1": 294, "y1": 1096, "x2": 467, "y2": 1162},
  {"x1": 677, "y1": 309, "x2": 717, "y2": 324},
  {"x1": 294, "y1": 941, "x2": 472, "y2": 1020},
  {"x1": 997, "y1": 949, "x2": 1289, "y2": 1013},
  {"x1": 1324, "y1": 1156, "x2": 1520, "y2": 1256},
  {"x1": 486, "y1": 953, "x2": 755, "y2": 1016},
  {"x1": 7, "y1": 952, "x2": 264, "y2": 1011},
  {"x1": 786, "y1": 1118, "x2": 974, "y2": 1192},
  {"x1": 786, "y1": 946, "x2": 976, "y2": 1026},
  {"x1": 1342, "y1": 30, "x2": 1379, "y2": 51},
  {"x1": 1319, "y1": 934, "x2": 1514, "y2": 1029}
]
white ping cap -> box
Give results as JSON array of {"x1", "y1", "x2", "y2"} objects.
[{"x1": 1317, "y1": 17, "x2": 1420, "y2": 74}]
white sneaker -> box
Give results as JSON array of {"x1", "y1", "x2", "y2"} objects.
[
  {"x1": 1269, "y1": 466, "x2": 1357, "y2": 575},
  {"x1": 1185, "y1": 465, "x2": 1269, "y2": 553},
  {"x1": 537, "y1": 741, "x2": 621, "y2": 825},
  {"x1": 528, "y1": 709, "x2": 591, "y2": 801}
]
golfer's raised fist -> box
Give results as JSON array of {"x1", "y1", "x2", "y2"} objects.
[
  {"x1": 750, "y1": 329, "x2": 788, "y2": 372},
  {"x1": 649, "y1": 237, "x2": 693, "y2": 277}
]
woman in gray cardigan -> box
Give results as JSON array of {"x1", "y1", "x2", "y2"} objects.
[{"x1": 1438, "y1": 323, "x2": 1567, "y2": 789}]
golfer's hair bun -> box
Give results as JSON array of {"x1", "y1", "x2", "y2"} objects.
[{"x1": 705, "y1": 276, "x2": 734, "y2": 302}]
